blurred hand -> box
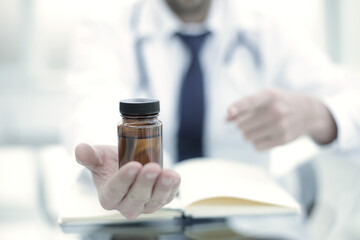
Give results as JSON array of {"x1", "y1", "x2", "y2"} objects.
[
  {"x1": 227, "y1": 88, "x2": 337, "y2": 151},
  {"x1": 75, "y1": 143, "x2": 181, "y2": 219}
]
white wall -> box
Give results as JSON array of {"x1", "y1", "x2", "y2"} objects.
[{"x1": 340, "y1": 0, "x2": 360, "y2": 71}]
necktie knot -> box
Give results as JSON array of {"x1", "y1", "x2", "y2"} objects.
[{"x1": 176, "y1": 31, "x2": 210, "y2": 55}]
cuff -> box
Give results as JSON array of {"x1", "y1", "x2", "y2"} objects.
[{"x1": 321, "y1": 91, "x2": 360, "y2": 151}]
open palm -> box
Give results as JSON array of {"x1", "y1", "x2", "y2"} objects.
[{"x1": 75, "y1": 143, "x2": 181, "y2": 219}]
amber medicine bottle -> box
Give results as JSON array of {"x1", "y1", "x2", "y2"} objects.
[{"x1": 118, "y1": 99, "x2": 163, "y2": 168}]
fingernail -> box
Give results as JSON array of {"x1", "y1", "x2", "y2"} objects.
[
  {"x1": 145, "y1": 172, "x2": 158, "y2": 180},
  {"x1": 173, "y1": 177, "x2": 180, "y2": 185},
  {"x1": 161, "y1": 177, "x2": 173, "y2": 186},
  {"x1": 128, "y1": 169, "x2": 138, "y2": 177},
  {"x1": 75, "y1": 157, "x2": 83, "y2": 165},
  {"x1": 256, "y1": 144, "x2": 266, "y2": 151},
  {"x1": 229, "y1": 106, "x2": 237, "y2": 117}
]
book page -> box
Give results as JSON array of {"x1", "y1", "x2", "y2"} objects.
[{"x1": 173, "y1": 158, "x2": 300, "y2": 214}]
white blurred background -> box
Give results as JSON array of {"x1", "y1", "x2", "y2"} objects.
[{"x1": 0, "y1": 0, "x2": 360, "y2": 239}]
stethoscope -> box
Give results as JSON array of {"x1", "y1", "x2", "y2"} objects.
[{"x1": 130, "y1": 0, "x2": 262, "y2": 97}]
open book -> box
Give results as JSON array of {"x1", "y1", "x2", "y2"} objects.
[{"x1": 58, "y1": 158, "x2": 300, "y2": 226}]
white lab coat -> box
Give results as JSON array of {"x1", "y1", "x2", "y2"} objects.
[{"x1": 65, "y1": 0, "x2": 360, "y2": 170}]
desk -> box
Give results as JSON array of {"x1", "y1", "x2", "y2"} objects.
[
  {"x1": 2, "y1": 145, "x2": 360, "y2": 239},
  {"x1": 59, "y1": 215, "x2": 311, "y2": 240}
]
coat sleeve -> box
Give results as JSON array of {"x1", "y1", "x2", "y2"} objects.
[{"x1": 261, "y1": 18, "x2": 360, "y2": 152}]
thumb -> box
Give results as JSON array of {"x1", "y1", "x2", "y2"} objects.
[
  {"x1": 226, "y1": 104, "x2": 239, "y2": 121},
  {"x1": 75, "y1": 143, "x2": 103, "y2": 171}
]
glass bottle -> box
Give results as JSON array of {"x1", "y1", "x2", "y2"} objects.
[{"x1": 118, "y1": 99, "x2": 163, "y2": 168}]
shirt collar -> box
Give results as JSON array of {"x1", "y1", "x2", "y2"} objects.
[{"x1": 136, "y1": 0, "x2": 226, "y2": 40}]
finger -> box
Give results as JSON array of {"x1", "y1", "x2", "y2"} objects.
[
  {"x1": 75, "y1": 143, "x2": 103, "y2": 171},
  {"x1": 118, "y1": 163, "x2": 161, "y2": 219},
  {"x1": 244, "y1": 123, "x2": 278, "y2": 142},
  {"x1": 236, "y1": 106, "x2": 280, "y2": 132},
  {"x1": 254, "y1": 136, "x2": 286, "y2": 151},
  {"x1": 165, "y1": 176, "x2": 181, "y2": 204},
  {"x1": 93, "y1": 145, "x2": 118, "y2": 163},
  {"x1": 98, "y1": 161, "x2": 142, "y2": 210},
  {"x1": 243, "y1": 118, "x2": 286, "y2": 142},
  {"x1": 254, "y1": 131, "x2": 296, "y2": 151},
  {"x1": 75, "y1": 144, "x2": 118, "y2": 173},
  {"x1": 227, "y1": 90, "x2": 274, "y2": 121},
  {"x1": 143, "y1": 170, "x2": 181, "y2": 214}
]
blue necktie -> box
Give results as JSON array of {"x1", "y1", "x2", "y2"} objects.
[{"x1": 176, "y1": 32, "x2": 210, "y2": 162}]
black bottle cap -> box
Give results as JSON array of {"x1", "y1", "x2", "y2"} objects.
[{"x1": 120, "y1": 98, "x2": 160, "y2": 116}]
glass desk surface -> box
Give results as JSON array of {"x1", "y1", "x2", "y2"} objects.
[{"x1": 59, "y1": 215, "x2": 312, "y2": 240}]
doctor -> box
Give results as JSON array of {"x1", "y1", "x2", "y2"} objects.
[{"x1": 70, "y1": 0, "x2": 360, "y2": 219}]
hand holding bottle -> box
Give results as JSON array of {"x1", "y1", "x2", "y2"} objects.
[{"x1": 75, "y1": 143, "x2": 181, "y2": 220}]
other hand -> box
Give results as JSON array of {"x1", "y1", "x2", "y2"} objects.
[
  {"x1": 226, "y1": 88, "x2": 337, "y2": 151},
  {"x1": 75, "y1": 143, "x2": 181, "y2": 219}
]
